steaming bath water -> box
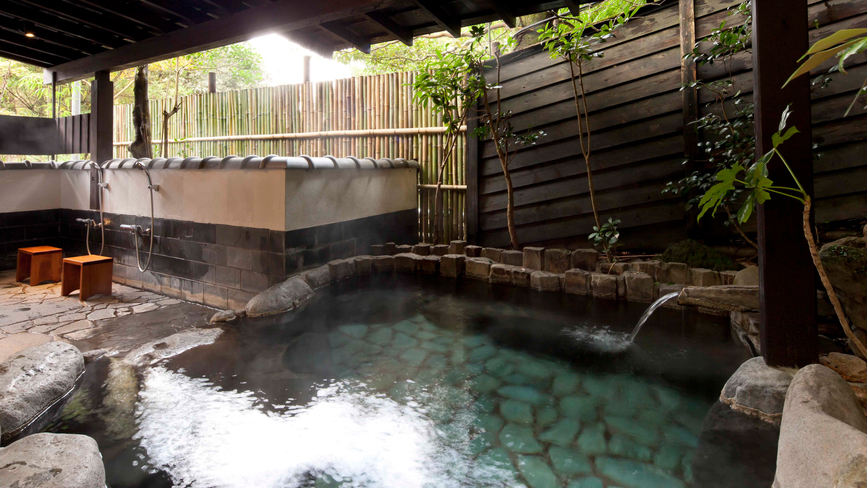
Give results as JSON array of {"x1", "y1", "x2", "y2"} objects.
[{"x1": 48, "y1": 275, "x2": 754, "y2": 488}]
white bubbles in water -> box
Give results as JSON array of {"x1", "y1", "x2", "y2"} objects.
[
  {"x1": 562, "y1": 325, "x2": 632, "y2": 352},
  {"x1": 134, "y1": 367, "x2": 453, "y2": 488}
]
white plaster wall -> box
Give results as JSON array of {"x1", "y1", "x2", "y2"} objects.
[
  {"x1": 0, "y1": 171, "x2": 60, "y2": 212},
  {"x1": 59, "y1": 170, "x2": 91, "y2": 211},
  {"x1": 61, "y1": 169, "x2": 286, "y2": 230},
  {"x1": 58, "y1": 168, "x2": 417, "y2": 232},
  {"x1": 285, "y1": 168, "x2": 417, "y2": 231}
]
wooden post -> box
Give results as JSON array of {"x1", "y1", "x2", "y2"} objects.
[
  {"x1": 208, "y1": 72, "x2": 216, "y2": 93},
  {"x1": 465, "y1": 94, "x2": 479, "y2": 245},
  {"x1": 51, "y1": 71, "x2": 57, "y2": 161},
  {"x1": 752, "y1": 0, "x2": 816, "y2": 367},
  {"x1": 89, "y1": 70, "x2": 113, "y2": 210},
  {"x1": 679, "y1": 0, "x2": 699, "y2": 236},
  {"x1": 303, "y1": 55, "x2": 311, "y2": 83}
]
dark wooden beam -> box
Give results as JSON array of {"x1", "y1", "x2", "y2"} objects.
[
  {"x1": 277, "y1": 29, "x2": 336, "y2": 59},
  {"x1": 679, "y1": 0, "x2": 699, "y2": 236},
  {"x1": 562, "y1": 0, "x2": 597, "y2": 16},
  {"x1": 90, "y1": 70, "x2": 112, "y2": 208},
  {"x1": 364, "y1": 10, "x2": 413, "y2": 46},
  {"x1": 413, "y1": 0, "x2": 461, "y2": 38},
  {"x1": 321, "y1": 21, "x2": 371, "y2": 53},
  {"x1": 485, "y1": 0, "x2": 515, "y2": 28},
  {"x1": 45, "y1": 0, "x2": 387, "y2": 83},
  {"x1": 753, "y1": 0, "x2": 816, "y2": 367}
]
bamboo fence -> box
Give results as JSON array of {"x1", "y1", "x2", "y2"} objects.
[{"x1": 113, "y1": 72, "x2": 467, "y2": 242}]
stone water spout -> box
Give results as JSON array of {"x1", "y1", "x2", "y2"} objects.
[{"x1": 628, "y1": 291, "x2": 681, "y2": 342}]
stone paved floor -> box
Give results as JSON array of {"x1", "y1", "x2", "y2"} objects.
[{"x1": 0, "y1": 269, "x2": 214, "y2": 361}]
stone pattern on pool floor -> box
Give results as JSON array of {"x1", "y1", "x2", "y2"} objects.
[{"x1": 323, "y1": 314, "x2": 707, "y2": 488}]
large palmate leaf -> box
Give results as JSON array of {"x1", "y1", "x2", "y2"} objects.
[
  {"x1": 697, "y1": 163, "x2": 744, "y2": 221},
  {"x1": 802, "y1": 28, "x2": 867, "y2": 58},
  {"x1": 785, "y1": 38, "x2": 863, "y2": 86}
]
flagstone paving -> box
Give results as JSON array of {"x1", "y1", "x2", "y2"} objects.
[{"x1": 0, "y1": 270, "x2": 212, "y2": 361}]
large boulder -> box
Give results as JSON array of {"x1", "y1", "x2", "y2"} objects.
[
  {"x1": 123, "y1": 328, "x2": 224, "y2": 368},
  {"x1": 678, "y1": 285, "x2": 759, "y2": 312},
  {"x1": 819, "y1": 352, "x2": 867, "y2": 382},
  {"x1": 301, "y1": 265, "x2": 332, "y2": 289},
  {"x1": 720, "y1": 357, "x2": 793, "y2": 425},
  {"x1": 773, "y1": 365, "x2": 867, "y2": 487},
  {"x1": 0, "y1": 433, "x2": 105, "y2": 487},
  {"x1": 245, "y1": 276, "x2": 315, "y2": 317},
  {"x1": 820, "y1": 236, "x2": 867, "y2": 336},
  {"x1": 0, "y1": 342, "x2": 84, "y2": 442}
]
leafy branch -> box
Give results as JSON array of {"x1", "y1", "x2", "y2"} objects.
[{"x1": 697, "y1": 106, "x2": 867, "y2": 358}]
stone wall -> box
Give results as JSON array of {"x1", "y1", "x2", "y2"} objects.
[
  {"x1": 60, "y1": 208, "x2": 417, "y2": 309},
  {"x1": 0, "y1": 210, "x2": 62, "y2": 271}
]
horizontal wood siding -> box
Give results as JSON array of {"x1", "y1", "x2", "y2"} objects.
[{"x1": 473, "y1": 0, "x2": 867, "y2": 249}]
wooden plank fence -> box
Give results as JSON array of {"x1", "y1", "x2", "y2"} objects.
[
  {"x1": 113, "y1": 73, "x2": 467, "y2": 243},
  {"x1": 469, "y1": 0, "x2": 867, "y2": 250}
]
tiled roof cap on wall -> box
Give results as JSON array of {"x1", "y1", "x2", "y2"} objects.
[{"x1": 0, "y1": 155, "x2": 419, "y2": 171}]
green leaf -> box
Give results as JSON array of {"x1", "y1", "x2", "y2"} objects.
[
  {"x1": 837, "y1": 37, "x2": 867, "y2": 74},
  {"x1": 772, "y1": 126, "x2": 800, "y2": 148},
  {"x1": 803, "y1": 28, "x2": 867, "y2": 57},
  {"x1": 785, "y1": 38, "x2": 863, "y2": 86}
]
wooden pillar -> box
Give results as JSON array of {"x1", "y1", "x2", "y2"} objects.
[
  {"x1": 679, "y1": 0, "x2": 699, "y2": 237},
  {"x1": 752, "y1": 0, "x2": 816, "y2": 367},
  {"x1": 89, "y1": 70, "x2": 113, "y2": 210},
  {"x1": 303, "y1": 55, "x2": 311, "y2": 83},
  {"x1": 208, "y1": 72, "x2": 216, "y2": 93},
  {"x1": 465, "y1": 95, "x2": 479, "y2": 245}
]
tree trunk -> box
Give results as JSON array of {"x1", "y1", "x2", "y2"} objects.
[
  {"x1": 128, "y1": 66, "x2": 151, "y2": 158},
  {"x1": 504, "y1": 166, "x2": 519, "y2": 250}
]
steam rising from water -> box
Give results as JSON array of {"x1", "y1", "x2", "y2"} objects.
[{"x1": 135, "y1": 367, "x2": 462, "y2": 488}]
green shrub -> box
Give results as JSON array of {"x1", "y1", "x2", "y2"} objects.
[{"x1": 661, "y1": 239, "x2": 741, "y2": 271}]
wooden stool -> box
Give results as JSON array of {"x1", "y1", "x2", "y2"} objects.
[
  {"x1": 61, "y1": 256, "x2": 113, "y2": 301},
  {"x1": 16, "y1": 246, "x2": 63, "y2": 285}
]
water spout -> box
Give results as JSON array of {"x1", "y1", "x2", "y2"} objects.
[{"x1": 628, "y1": 292, "x2": 681, "y2": 342}]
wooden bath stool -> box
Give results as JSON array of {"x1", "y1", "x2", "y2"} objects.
[
  {"x1": 61, "y1": 255, "x2": 113, "y2": 301},
  {"x1": 16, "y1": 246, "x2": 63, "y2": 285}
]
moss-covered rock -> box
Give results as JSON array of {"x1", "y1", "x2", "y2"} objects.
[{"x1": 661, "y1": 239, "x2": 741, "y2": 271}]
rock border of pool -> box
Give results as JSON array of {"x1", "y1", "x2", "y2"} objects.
[{"x1": 238, "y1": 240, "x2": 867, "y2": 487}]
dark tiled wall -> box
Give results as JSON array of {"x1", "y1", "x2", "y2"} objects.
[
  {"x1": 58, "y1": 208, "x2": 418, "y2": 310},
  {"x1": 0, "y1": 210, "x2": 61, "y2": 271}
]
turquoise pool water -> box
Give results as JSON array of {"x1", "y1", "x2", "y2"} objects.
[{"x1": 48, "y1": 275, "x2": 753, "y2": 487}]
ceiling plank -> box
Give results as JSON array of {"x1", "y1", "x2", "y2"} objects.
[
  {"x1": 484, "y1": 0, "x2": 515, "y2": 28},
  {"x1": 0, "y1": 29, "x2": 80, "y2": 61},
  {"x1": 140, "y1": 0, "x2": 215, "y2": 25},
  {"x1": 412, "y1": 0, "x2": 461, "y2": 38},
  {"x1": 321, "y1": 21, "x2": 371, "y2": 53},
  {"x1": 0, "y1": 48, "x2": 53, "y2": 67},
  {"x1": 45, "y1": 0, "x2": 389, "y2": 83},
  {"x1": 364, "y1": 10, "x2": 413, "y2": 46},
  {"x1": 0, "y1": 40, "x2": 69, "y2": 66},
  {"x1": 0, "y1": 3, "x2": 129, "y2": 49},
  {"x1": 75, "y1": 0, "x2": 181, "y2": 33},
  {"x1": 0, "y1": 22, "x2": 103, "y2": 56},
  {"x1": 18, "y1": 1, "x2": 156, "y2": 41}
]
